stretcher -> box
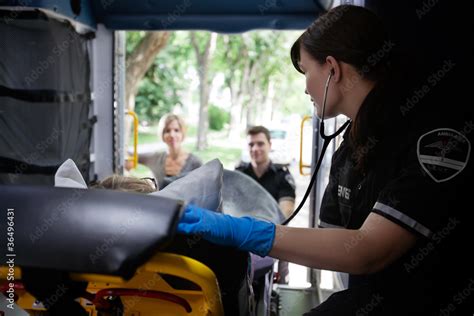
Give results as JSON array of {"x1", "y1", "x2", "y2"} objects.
[{"x1": 1, "y1": 161, "x2": 283, "y2": 315}]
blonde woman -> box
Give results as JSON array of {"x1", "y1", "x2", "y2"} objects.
[{"x1": 127, "y1": 114, "x2": 202, "y2": 188}]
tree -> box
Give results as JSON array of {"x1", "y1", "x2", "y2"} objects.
[
  {"x1": 190, "y1": 32, "x2": 217, "y2": 150},
  {"x1": 216, "y1": 34, "x2": 251, "y2": 141},
  {"x1": 125, "y1": 31, "x2": 170, "y2": 144},
  {"x1": 133, "y1": 32, "x2": 195, "y2": 124},
  {"x1": 215, "y1": 32, "x2": 285, "y2": 140},
  {"x1": 126, "y1": 32, "x2": 171, "y2": 114}
]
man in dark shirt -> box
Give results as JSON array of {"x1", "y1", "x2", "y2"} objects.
[
  {"x1": 236, "y1": 126, "x2": 296, "y2": 218},
  {"x1": 236, "y1": 125, "x2": 296, "y2": 284}
]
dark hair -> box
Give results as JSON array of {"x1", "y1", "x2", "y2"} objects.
[
  {"x1": 247, "y1": 126, "x2": 271, "y2": 143},
  {"x1": 290, "y1": 5, "x2": 392, "y2": 172}
]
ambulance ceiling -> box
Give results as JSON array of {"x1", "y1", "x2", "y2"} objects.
[{"x1": 0, "y1": 0, "x2": 331, "y2": 32}]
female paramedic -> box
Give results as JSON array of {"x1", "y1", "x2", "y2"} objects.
[{"x1": 178, "y1": 5, "x2": 470, "y2": 315}]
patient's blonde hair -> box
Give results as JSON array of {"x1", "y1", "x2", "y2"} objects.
[{"x1": 92, "y1": 175, "x2": 156, "y2": 193}]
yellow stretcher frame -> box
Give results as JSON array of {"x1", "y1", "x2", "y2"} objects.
[{"x1": 1, "y1": 252, "x2": 224, "y2": 316}]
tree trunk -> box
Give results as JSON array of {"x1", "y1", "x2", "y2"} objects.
[
  {"x1": 246, "y1": 101, "x2": 255, "y2": 128},
  {"x1": 228, "y1": 97, "x2": 243, "y2": 141},
  {"x1": 227, "y1": 46, "x2": 251, "y2": 141},
  {"x1": 244, "y1": 64, "x2": 262, "y2": 128},
  {"x1": 191, "y1": 32, "x2": 217, "y2": 150},
  {"x1": 262, "y1": 80, "x2": 275, "y2": 126},
  {"x1": 124, "y1": 31, "x2": 170, "y2": 148}
]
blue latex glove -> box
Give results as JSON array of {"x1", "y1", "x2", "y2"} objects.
[{"x1": 177, "y1": 204, "x2": 276, "y2": 257}]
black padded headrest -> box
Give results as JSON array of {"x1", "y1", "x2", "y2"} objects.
[{"x1": 0, "y1": 185, "x2": 183, "y2": 279}]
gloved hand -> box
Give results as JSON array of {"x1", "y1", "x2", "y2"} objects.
[{"x1": 177, "y1": 204, "x2": 276, "y2": 257}]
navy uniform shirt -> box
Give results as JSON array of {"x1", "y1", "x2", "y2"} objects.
[
  {"x1": 318, "y1": 81, "x2": 471, "y2": 314},
  {"x1": 236, "y1": 161, "x2": 296, "y2": 203}
]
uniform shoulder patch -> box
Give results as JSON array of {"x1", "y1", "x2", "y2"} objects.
[{"x1": 417, "y1": 128, "x2": 471, "y2": 183}]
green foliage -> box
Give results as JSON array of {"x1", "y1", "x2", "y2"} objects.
[
  {"x1": 128, "y1": 32, "x2": 194, "y2": 123},
  {"x1": 126, "y1": 30, "x2": 312, "y2": 132},
  {"x1": 126, "y1": 31, "x2": 146, "y2": 54},
  {"x1": 208, "y1": 105, "x2": 230, "y2": 131},
  {"x1": 134, "y1": 77, "x2": 176, "y2": 123},
  {"x1": 186, "y1": 125, "x2": 197, "y2": 137},
  {"x1": 128, "y1": 130, "x2": 158, "y2": 145},
  {"x1": 213, "y1": 31, "x2": 311, "y2": 120},
  {"x1": 183, "y1": 143, "x2": 241, "y2": 170}
]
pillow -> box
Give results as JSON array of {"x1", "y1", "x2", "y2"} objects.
[
  {"x1": 54, "y1": 158, "x2": 87, "y2": 189},
  {"x1": 150, "y1": 159, "x2": 223, "y2": 212}
]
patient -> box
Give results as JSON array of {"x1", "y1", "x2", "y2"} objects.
[
  {"x1": 53, "y1": 158, "x2": 257, "y2": 315},
  {"x1": 92, "y1": 174, "x2": 250, "y2": 315}
]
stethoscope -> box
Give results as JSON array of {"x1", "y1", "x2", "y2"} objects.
[{"x1": 282, "y1": 70, "x2": 351, "y2": 226}]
